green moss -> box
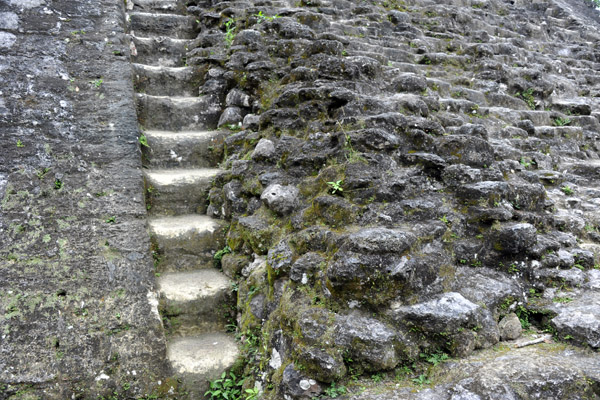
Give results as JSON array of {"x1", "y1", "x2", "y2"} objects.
[
  {"x1": 236, "y1": 210, "x2": 283, "y2": 255},
  {"x1": 439, "y1": 264, "x2": 456, "y2": 292},
  {"x1": 241, "y1": 177, "x2": 263, "y2": 196}
]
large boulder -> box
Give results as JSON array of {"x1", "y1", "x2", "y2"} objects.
[
  {"x1": 261, "y1": 184, "x2": 300, "y2": 215},
  {"x1": 492, "y1": 223, "x2": 537, "y2": 254},
  {"x1": 436, "y1": 135, "x2": 494, "y2": 167},
  {"x1": 333, "y1": 314, "x2": 404, "y2": 371},
  {"x1": 388, "y1": 292, "x2": 499, "y2": 356},
  {"x1": 551, "y1": 293, "x2": 600, "y2": 348}
]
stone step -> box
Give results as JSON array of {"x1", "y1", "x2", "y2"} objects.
[
  {"x1": 535, "y1": 125, "x2": 584, "y2": 139},
  {"x1": 129, "y1": 0, "x2": 184, "y2": 14},
  {"x1": 130, "y1": 36, "x2": 189, "y2": 67},
  {"x1": 136, "y1": 93, "x2": 220, "y2": 131},
  {"x1": 158, "y1": 269, "x2": 232, "y2": 333},
  {"x1": 168, "y1": 333, "x2": 239, "y2": 399},
  {"x1": 348, "y1": 42, "x2": 415, "y2": 63},
  {"x1": 149, "y1": 215, "x2": 226, "y2": 272},
  {"x1": 144, "y1": 168, "x2": 221, "y2": 215},
  {"x1": 128, "y1": 12, "x2": 197, "y2": 39},
  {"x1": 133, "y1": 64, "x2": 204, "y2": 96},
  {"x1": 142, "y1": 130, "x2": 227, "y2": 168}
]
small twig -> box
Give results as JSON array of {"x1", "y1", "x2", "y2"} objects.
[{"x1": 514, "y1": 334, "x2": 552, "y2": 348}]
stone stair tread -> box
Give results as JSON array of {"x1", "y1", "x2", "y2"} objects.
[
  {"x1": 136, "y1": 93, "x2": 220, "y2": 130},
  {"x1": 131, "y1": 0, "x2": 182, "y2": 13},
  {"x1": 133, "y1": 64, "x2": 202, "y2": 96},
  {"x1": 168, "y1": 333, "x2": 239, "y2": 383},
  {"x1": 144, "y1": 129, "x2": 220, "y2": 138},
  {"x1": 142, "y1": 130, "x2": 227, "y2": 169},
  {"x1": 149, "y1": 214, "x2": 220, "y2": 238},
  {"x1": 145, "y1": 168, "x2": 221, "y2": 186},
  {"x1": 132, "y1": 63, "x2": 194, "y2": 72},
  {"x1": 137, "y1": 93, "x2": 205, "y2": 102},
  {"x1": 158, "y1": 269, "x2": 231, "y2": 302},
  {"x1": 130, "y1": 36, "x2": 189, "y2": 67},
  {"x1": 145, "y1": 169, "x2": 219, "y2": 216},
  {"x1": 128, "y1": 12, "x2": 197, "y2": 39}
]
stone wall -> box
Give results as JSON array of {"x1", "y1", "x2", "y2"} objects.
[
  {"x1": 185, "y1": 0, "x2": 600, "y2": 398},
  {"x1": 0, "y1": 0, "x2": 168, "y2": 398},
  {"x1": 2, "y1": 0, "x2": 600, "y2": 398}
]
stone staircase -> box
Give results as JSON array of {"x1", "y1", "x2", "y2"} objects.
[{"x1": 126, "y1": 0, "x2": 239, "y2": 397}]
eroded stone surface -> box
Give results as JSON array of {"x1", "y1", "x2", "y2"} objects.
[{"x1": 0, "y1": 0, "x2": 167, "y2": 397}]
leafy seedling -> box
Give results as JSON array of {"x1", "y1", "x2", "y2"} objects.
[
  {"x1": 327, "y1": 180, "x2": 344, "y2": 195},
  {"x1": 138, "y1": 134, "x2": 149, "y2": 148}
]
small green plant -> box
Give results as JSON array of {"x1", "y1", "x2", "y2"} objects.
[
  {"x1": 90, "y1": 78, "x2": 103, "y2": 88},
  {"x1": 324, "y1": 382, "x2": 346, "y2": 398},
  {"x1": 553, "y1": 117, "x2": 571, "y2": 126},
  {"x1": 338, "y1": 122, "x2": 367, "y2": 163},
  {"x1": 138, "y1": 134, "x2": 149, "y2": 148},
  {"x1": 439, "y1": 215, "x2": 449, "y2": 225},
  {"x1": 395, "y1": 365, "x2": 413, "y2": 381},
  {"x1": 508, "y1": 263, "x2": 519, "y2": 274},
  {"x1": 371, "y1": 373, "x2": 383, "y2": 383},
  {"x1": 245, "y1": 387, "x2": 260, "y2": 400},
  {"x1": 214, "y1": 245, "x2": 232, "y2": 266},
  {"x1": 342, "y1": 50, "x2": 348, "y2": 56},
  {"x1": 105, "y1": 216, "x2": 116, "y2": 224},
  {"x1": 519, "y1": 157, "x2": 532, "y2": 168},
  {"x1": 254, "y1": 11, "x2": 280, "y2": 23},
  {"x1": 205, "y1": 371, "x2": 244, "y2": 400},
  {"x1": 412, "y1": 374, "x2": 430, "y2": 387},
  {"x1": 515, "y1": 88, "x2": 535, "y2": 110},
  {"x1": 515, "y1": 305, "x2": 530, "y2": 329},
  {"x1": 553, "y1": 296, "x2": 573, "y2": 303},
  {"x1": 561, "y1": 185, "x2": 574, "y2": 195},
  {"x1": 420, "y1": 351, "x2": 448, "y2": 366},
  {"x1": 54, "y1": 179, "x2": 63, "y2": 189},
  {"x1": 36, "y1": 167, "x2": 50, "y2": 180},
  {"x1": 224, "y1": 18, "x2": 237, "y2": 47},
  {"x1": 16, "y1": 139, "x2": 24, "y2": 148},
  {"x1": 327, "y1": 180, "x2": 344, "y2": 194}
]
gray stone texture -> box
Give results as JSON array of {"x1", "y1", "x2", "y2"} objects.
[{"x1": 0, "y1": 0, "x2": 166, "y2": 397}]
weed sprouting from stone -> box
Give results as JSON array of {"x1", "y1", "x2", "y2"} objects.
[
  {"x1": 138, "y1": 134, "x2": 149, "y2": 148},
  {"x1": 515, "y1": 88, "x2": 536, "y2": 109},
  {"x1": 224, "y1": 18, "x2": 237, "y2": 48}
]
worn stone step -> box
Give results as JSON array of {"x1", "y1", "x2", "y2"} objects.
[
  {"x1": 130, "y1": 36, "x2": 189, "y2": 67},
  {"x1": 158, "y1": 269, "x2": 232, "y2": 333},
  {"x1": 128, "y1": 12, "x2": 197, "y2": 39},
  {"x1": 142, "y1": 130, "x2": 226, "y2": 168},
  {"x1": 145, "y1": 168, "x2": 221, "y2": 215},
  {"x1": 348, "y1": 42, "x2": 414, "y2": 63},
  {"x1": 133, "y1": 64, "x2": 204, "y2": 96},
  {"x1": 136, "y1": 93, "x2": 220, "y2": 131},
  {"x1": 149, "y1": 215, "x2": 226, "y2": 272},
  {"x1": 168, "y1": 334, "x2": 239, "y2": 398},
  {"x1": 485, "y1": 92, "x2": 529, "y2": 110},
  {"x1": 534, "y1": 125, "x2": 584, "y2": 139},
  {"x1": 129, "y1": 0, "x2": 184, "y2": 14}
]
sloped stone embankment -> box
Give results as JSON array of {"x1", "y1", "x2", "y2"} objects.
[{"x1": 176, "y1": 0, "x2": 600, "y2": 397}]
